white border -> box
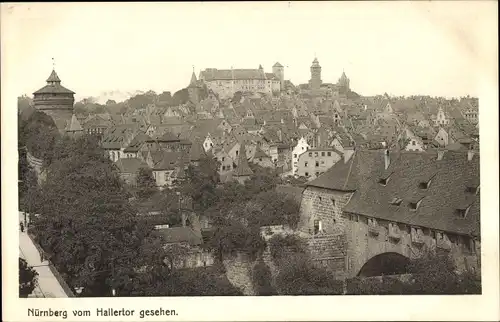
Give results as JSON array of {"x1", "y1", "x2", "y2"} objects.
[{"x1": 2, "y1": 2, "x2": 499, "y2": 321}]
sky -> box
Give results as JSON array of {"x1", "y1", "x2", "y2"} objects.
[{"x1": 1, "y1": 2, "x2": 498, "y2": 101}]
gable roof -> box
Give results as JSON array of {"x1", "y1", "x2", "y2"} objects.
[
  {"x1": 308, "y1": 149, "x2": 480, "y2": 236},
  {"x1": 115, "y1": 157, "x2": 149, "y2": 174}
]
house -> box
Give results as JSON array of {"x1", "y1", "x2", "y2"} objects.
[
  {"x1": 212, "y1": 147, "x2": 235, "y2": 176},
  {"x1": 295, "y1": 147, "x2": 342, "y2": 180},
  {"x1": 147, "y1": 151, "x2": 185, "y2": 189},
  {"x1": 432, "y1": 106, "x2": 451, "y2": 126},
  {"x1": 434, "y1": 127, "x2": 449, "y2": 147},
  {"x1": 123, "y1": 132, "x2": 152, "y2": 158},
  {"x1": 250, "y1": 146, "x2": 274, "y2": 168},
  {"x1": 291, "y1": 137, "x2": 311, "y2": 176},
  {"x1": 114, "y1": 158, "x2": 150, "y2": 185},
  {"x1": 101, "y1": 124, "x2": 139, "y2": 162},
  {"x1": 298, "y1": 148, "x2": 480, "y2": 276},
  {"x1": 152, "y1": 226, "x2": 215, "y2": 269}
]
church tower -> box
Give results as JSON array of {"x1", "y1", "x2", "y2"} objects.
[
  {"x1": 309, "y1": 57, "x2": 322, "y2": 90},
  {"x1": 33, "y1": 66, "x2": 75, "y2": 132}
]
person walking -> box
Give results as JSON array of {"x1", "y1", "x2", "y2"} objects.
[{"x1": 20, "y1": 221, "x2": 24, "y2": 233}]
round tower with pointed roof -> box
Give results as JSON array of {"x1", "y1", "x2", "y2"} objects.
[
  {"x1": 309, "y1": 57, "x2": 322, "y2": 90},
  {"x1": 33, "y1": 68, "x2": 75, "y2": 131}
]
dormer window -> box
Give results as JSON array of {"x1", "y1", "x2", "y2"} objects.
[
  {"x1": 378, "y1": 171, "x2": 393, "y2": 186},
  {"x1": 408, "y1": 197, "x2": 424, "y2": 211},
  {"x1": 390, "y1": 197, "x2": 403, "y2": 206},
  {"x1": 456, "y1": 206, "x2": 471, "y2": 219}
]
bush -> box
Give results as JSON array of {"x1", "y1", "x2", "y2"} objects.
[
  {"x1": 19, "y1": 258, "x2": 38, "y2": 298},
  {"x1": 252, "y1": 260, "x2": 277, "y2": 296},
  {"x1": 269, "y1": 234, "x2": 306, "y2": 261},
  {"x1": 346, "y1": 276, "x2": 408, "y2": 295},
  {"x1": 275, "y1": 253, "x2": 343, "y2": 295}
]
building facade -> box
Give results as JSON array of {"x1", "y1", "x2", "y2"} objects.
[
  {"x1": 198, "y1": 63, "x2": 283, "y2": 99},
  {"x1": 296, "y1": 148, "x2": 342, "y2": 180}
]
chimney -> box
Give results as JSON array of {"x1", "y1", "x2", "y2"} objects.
[
  {"x1": 384, "y1": 149, "x2": 390, "y2": 170},
  {"x1": 467, "y1": 150, "x2": 475, "y2": 161},
  {"x1": 278, "y1": 129, "x2": 282, "y2": 142},
  {"x1": 437, "y1": 149, "x2": 446, "y2": 161},
  {"x1": 343, "y1": 146, "x2": 355, "y2": 163}
]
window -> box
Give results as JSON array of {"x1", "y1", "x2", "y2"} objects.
[
  {"x1": 321, "y1": 152, "x2": 325, "y2": 156},
  {"x1": 164, "y1": 172, "x2": 169, "y2": 181},
  {"x1": 321, "y1": 161, "x2": 325, "y2": 165},
  {"x1": 390, "y1": 197, "x2": 403, "y2": 206},
  {"x1": 327, "y1": 152, "x2": 332, "y2": 156},
  {"x1": 305, "y1": 172, "x2": 309, "y2": 177},
  {"x1": 222, "y1": 157, "x2": 225, "y2": 162},
  {"x1": 456, "y1": 207, "x2": 470, "y2": 218},
  {"x1": 308, "y1": 152, "x2": 312, "y2": 157},
  {"x1": 316, "y1": 172, "x2": 319, "y2": 176},
  {"x1": 378, "y1": 178, "x2": 388, "y2": 186},
  {"x1": 304, "y1": 161, "x2": 308, "y2": 167},
  {"x1": 409, "y1": 200, "x2": 422, "y2": 211},
  {"x1": 294, "y1": 154, "x2": 297, "y2": 158},
  {"x1": 412, "y1": 140, "x2": 416, "y2": 145},
  {"x1": 314, "y1": 152, "x2": 318, "y2": 157},
  {"x1": 235, "y1": 150, "x2": 239, "y2": 156},
  {"x1": 313, "y1": 220, "x2": 322, "y2": 235},
  {"x1": 331, "y1": 198, "x2": 336, "y2": 206},
  {"x1": 315, "y1": 161, "x2": 319, "y2": 167}
]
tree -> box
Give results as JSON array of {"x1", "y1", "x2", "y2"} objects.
[
  {"x1": 182, "y1": 156, "x2": 220, "y2": 212},
  {"x1": 30, "y1": 135, "x2": 150, "y2": 296},
  {"x1": 19, "y1": 258, "x2": 38, "y2": 298},
  {"x1": 136, "y1": 167, "x2": 157, "y2": 200},
  {"x1": 252, "y1": 260, "x2": 277, "y2": 295}
]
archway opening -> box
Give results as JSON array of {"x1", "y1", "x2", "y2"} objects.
[{"x1": 357, "y1": 252, "x2": 410, "y2": 277}]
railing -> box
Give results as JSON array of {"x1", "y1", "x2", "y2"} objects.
[{"x1": 27, "y1": 232, "x2": 75, "y2": 298}]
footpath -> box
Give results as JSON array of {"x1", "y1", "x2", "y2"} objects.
[{"x1": 19, "y1": 212, "x2": 69, "y2": 298}]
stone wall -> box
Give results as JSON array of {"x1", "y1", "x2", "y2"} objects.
[
  {"x1": 222, "y1": 252, "x2": 255, "y2": 295},
  {"x1": 298, "y1": 186, "x2": 354, "y2": 235},
  {"x1": 343, "y1": 213, "x2": 480, "y2": 277},
  {"x1": 307, "y1": 233, "x2": 347, "y2": 276}
]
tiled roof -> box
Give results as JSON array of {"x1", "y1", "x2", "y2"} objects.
[
  {"x1": 33, "y1": 84, "x2": 75, "y2": 95},
  {"x1": 115, "y1": 158, "x2": 149, "y2": 174},
  {"x1": 152, "y1": 151, "x2": 183, "y2": 170},
  {"x1": 233, "y1": 142, "x2": 253, "y2": 177},
  {"x1": 200, "y1": 68, "x2": 266, "y2": 81},
  {"x1": 309, "y1": 149, "x2": 480, "y2": 236},
  {"x1": 152, "y1": 226, "x2": 202, "y2": 246},
  {"x1": 46, "y1": 70, "x2": 61, "y2": 82},
  {"x1": 65, "y1": 114, "x2": 83, "y2": 132},
  {"x1": 124, "y1": 132, "x2": 151, "y2": 153},
  {"x1": 33, "y1": 70, "x2": 75, "y2": 94}
]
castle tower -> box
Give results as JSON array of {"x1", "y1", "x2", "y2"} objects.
[
  {"x1": 33, "y1": 67, "x2": 75, "y2": 132},
  {"x1": 309, "y1": 57, "x2": 322, "y2": 90},
  {"x1": 272, "y1": 62, "x2": 285, "y2": 91},
  {"x1": 338, "y1": 70, "x2": 350, "y2": 94},
  {"x1": 188, "y1": 67, "x2": 200, "y2": 104}
]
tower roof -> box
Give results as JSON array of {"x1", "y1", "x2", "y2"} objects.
[
  {"x1": 189, "y1": 71, "x2": 197, "y2": 86},
  {"x1": 259, "y1": 64, "x2": 263, "y2": 69},
  {"x1": 234, "y1": 141, "x2": 253, "y2": 177},
  {"x1": 34, "y1": 69, "x2": 75, "y2": 95},
  {"x1": 46, "y1": 70, "x2": 61, "y2": 83},
  {"x1": 311, "y1": 57, "x2": 320, "y2": 68},
  {"x1": 273, "y1": 62, "x2": 283, "y2": 68}
]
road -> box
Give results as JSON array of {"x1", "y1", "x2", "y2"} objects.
[{"x1": 19, "y1": 212, "x2": 68, "y2": 298}]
